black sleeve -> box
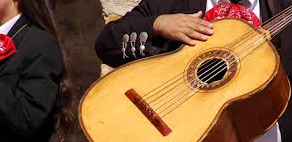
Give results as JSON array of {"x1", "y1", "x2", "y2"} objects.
[
  {"x1": 95, "y1": 0, "x2": 185, "y2": 67},
  {"x1": 0, "y1": 30, "x2": 63, "y2": 138}
]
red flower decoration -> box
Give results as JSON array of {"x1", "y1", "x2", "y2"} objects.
[
  {"x1": 0, "y1": 34, "x2": 17, "y2": 61},
  {"x1": 204, "y1": 3, "x2": 261, "y2": 27}
]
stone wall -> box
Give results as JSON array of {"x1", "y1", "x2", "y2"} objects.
[{"x1": 100, "y1": 0, "x2": 141, "y2": 16}]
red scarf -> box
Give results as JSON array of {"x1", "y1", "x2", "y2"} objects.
[{"x1": 204, "y1": 2, "x2": 261, "y2": 27}]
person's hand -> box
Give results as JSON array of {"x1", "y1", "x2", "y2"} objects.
[{"x1": 153, "y1": 11, "x2": 214, "y2": 46}]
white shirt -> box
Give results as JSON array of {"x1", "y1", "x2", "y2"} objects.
[
  {"x1": 0, "y1": 14, "x2": 21, "y2": 35},
  {"x1": 205, "y1": 1, "x2": 281, "y2": 142},
  {"x1": 254, "y1": 123, "x2": 282, "y2": 142}
]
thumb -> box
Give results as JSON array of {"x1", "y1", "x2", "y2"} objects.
[{"x1": 191, "y1": 11, "x2": 203, "y2": 18}]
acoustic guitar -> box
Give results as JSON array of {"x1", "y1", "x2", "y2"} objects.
[{"x1": 79, "y1": 5, "x2": 292, "y2": 142}]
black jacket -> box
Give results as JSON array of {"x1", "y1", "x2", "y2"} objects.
[
  {"x1": 96, "y1": 0, "x2": 292, "y2": 77},
  {"x1": 96, "y1": 0, "x2": 292, "y2": 141},
  {"x1": 0, "y1": 16, "x2": 62, "y2": 141}
]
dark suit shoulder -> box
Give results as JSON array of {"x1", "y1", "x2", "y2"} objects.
[
  {"x1": 14, "y1": 25, "x2": 63, "y2": 72},
  {"x1": 19, "y1": 25, "x2": 62, "y2": 61},
  {"x1": 23, "y1": 26, "x2": 59, "y2": 50}
]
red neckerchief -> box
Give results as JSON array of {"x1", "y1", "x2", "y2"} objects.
[{"x1": 204, "y1": 3, "x2": 261, "y2": 27}]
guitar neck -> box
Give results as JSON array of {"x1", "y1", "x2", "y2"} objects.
[{"x1": 263, "y1": 5, "x2": 292, "y2": 38}]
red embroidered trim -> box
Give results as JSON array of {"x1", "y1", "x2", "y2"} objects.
[{"x1": 204, "y1": 3, "x2": 261, "y2": 27}]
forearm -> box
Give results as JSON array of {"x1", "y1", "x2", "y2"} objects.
[
  {"x1": 95, "y1": 16, "x2": 165, "y2": 67},
  {"x1": 95, "y1": 0, "x2": 187, "y2": 67}
]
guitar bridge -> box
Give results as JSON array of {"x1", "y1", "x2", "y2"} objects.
[{"x1": 125, "y1": 89, "x2": 172, "y2": 136}]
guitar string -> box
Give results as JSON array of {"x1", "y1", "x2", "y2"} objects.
[
  {"x1": 269, "y1": 13, "x2": 292, "y2": 38},
  {"x1": 157, "y1": 8, "x2": 292, "y2": 117},
  {"x1": 148, "y1": 28, "x2": 272, "y2": 108},
  {"x1": 142, "y1": 29, "x2": 255, "y2": 100},
  {"x1": 157, "y1": 12, "x2": 292, "y2": 116},
  {"x1": 144, "y1": 30, "x2": 255, "y2": 104},
  {"x1": 159, "y1": 34, "x2": 271, "y2": 117},
  {"x1": 154, "y1": 32, "x2": 265, "y2": 112},
  {"x1": 147, "y1": 31, "x2": 257, "y2": 107},
  {"x1": 143, "y1": 5, "x2": 292, "y2": 105},
  {"x1": 137, "y1": 4, "x2": 292, "y2": 114},
  {"x1": 154, "y1": 7, "x2": 292, "y2": 115},
  {"x1": 159, "y1": 35, "x2": 267, "y2": 117},
  {"x1": 148, "y1": 29, "x2": 283, "y2": 109},
  {"x1": 141, "y1": 5, "x2": 292, "y2": 102}
]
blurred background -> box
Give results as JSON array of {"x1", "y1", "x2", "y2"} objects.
[{"x1": 52, "y1": 0, "x2": 103, "y2": 141}]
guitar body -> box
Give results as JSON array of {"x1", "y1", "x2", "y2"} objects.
[{"x1": 79, "y1": 19, "x2": 290, "y2": 142}]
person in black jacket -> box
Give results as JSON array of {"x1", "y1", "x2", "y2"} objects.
[
  {"x1": 96, "y1": 0, "x2": 292, "y2": 141},
  {"x1": 0, "y1": 0, "x2": 74, "y2": 141}
]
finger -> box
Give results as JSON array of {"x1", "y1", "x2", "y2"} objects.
[
  {"x1": 177, "y1": 33, "x2": 196, "y2": 46},
  {"x1": 197, "y1": 18, "x2": 214, "y2": 29},
  {"x1": 188, "y1": 15, "x2": 213, "y2": 29},
  {"x1": 191, "y1": 11, "x2": 203, "y2": 18},
  {"x1": 185, "y1": 21, "x2": 213, "y2": 35},
  {"x1": 183, "y1": 27, "x2": 209, "y2": 41}
]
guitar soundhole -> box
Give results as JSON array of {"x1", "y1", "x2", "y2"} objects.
[
  {"x1": 186, "y1": 49, "x2": 239, "y2": 91},
  {"x1": 197, "y1": 58, "x2": 228, "y2": 84}
]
